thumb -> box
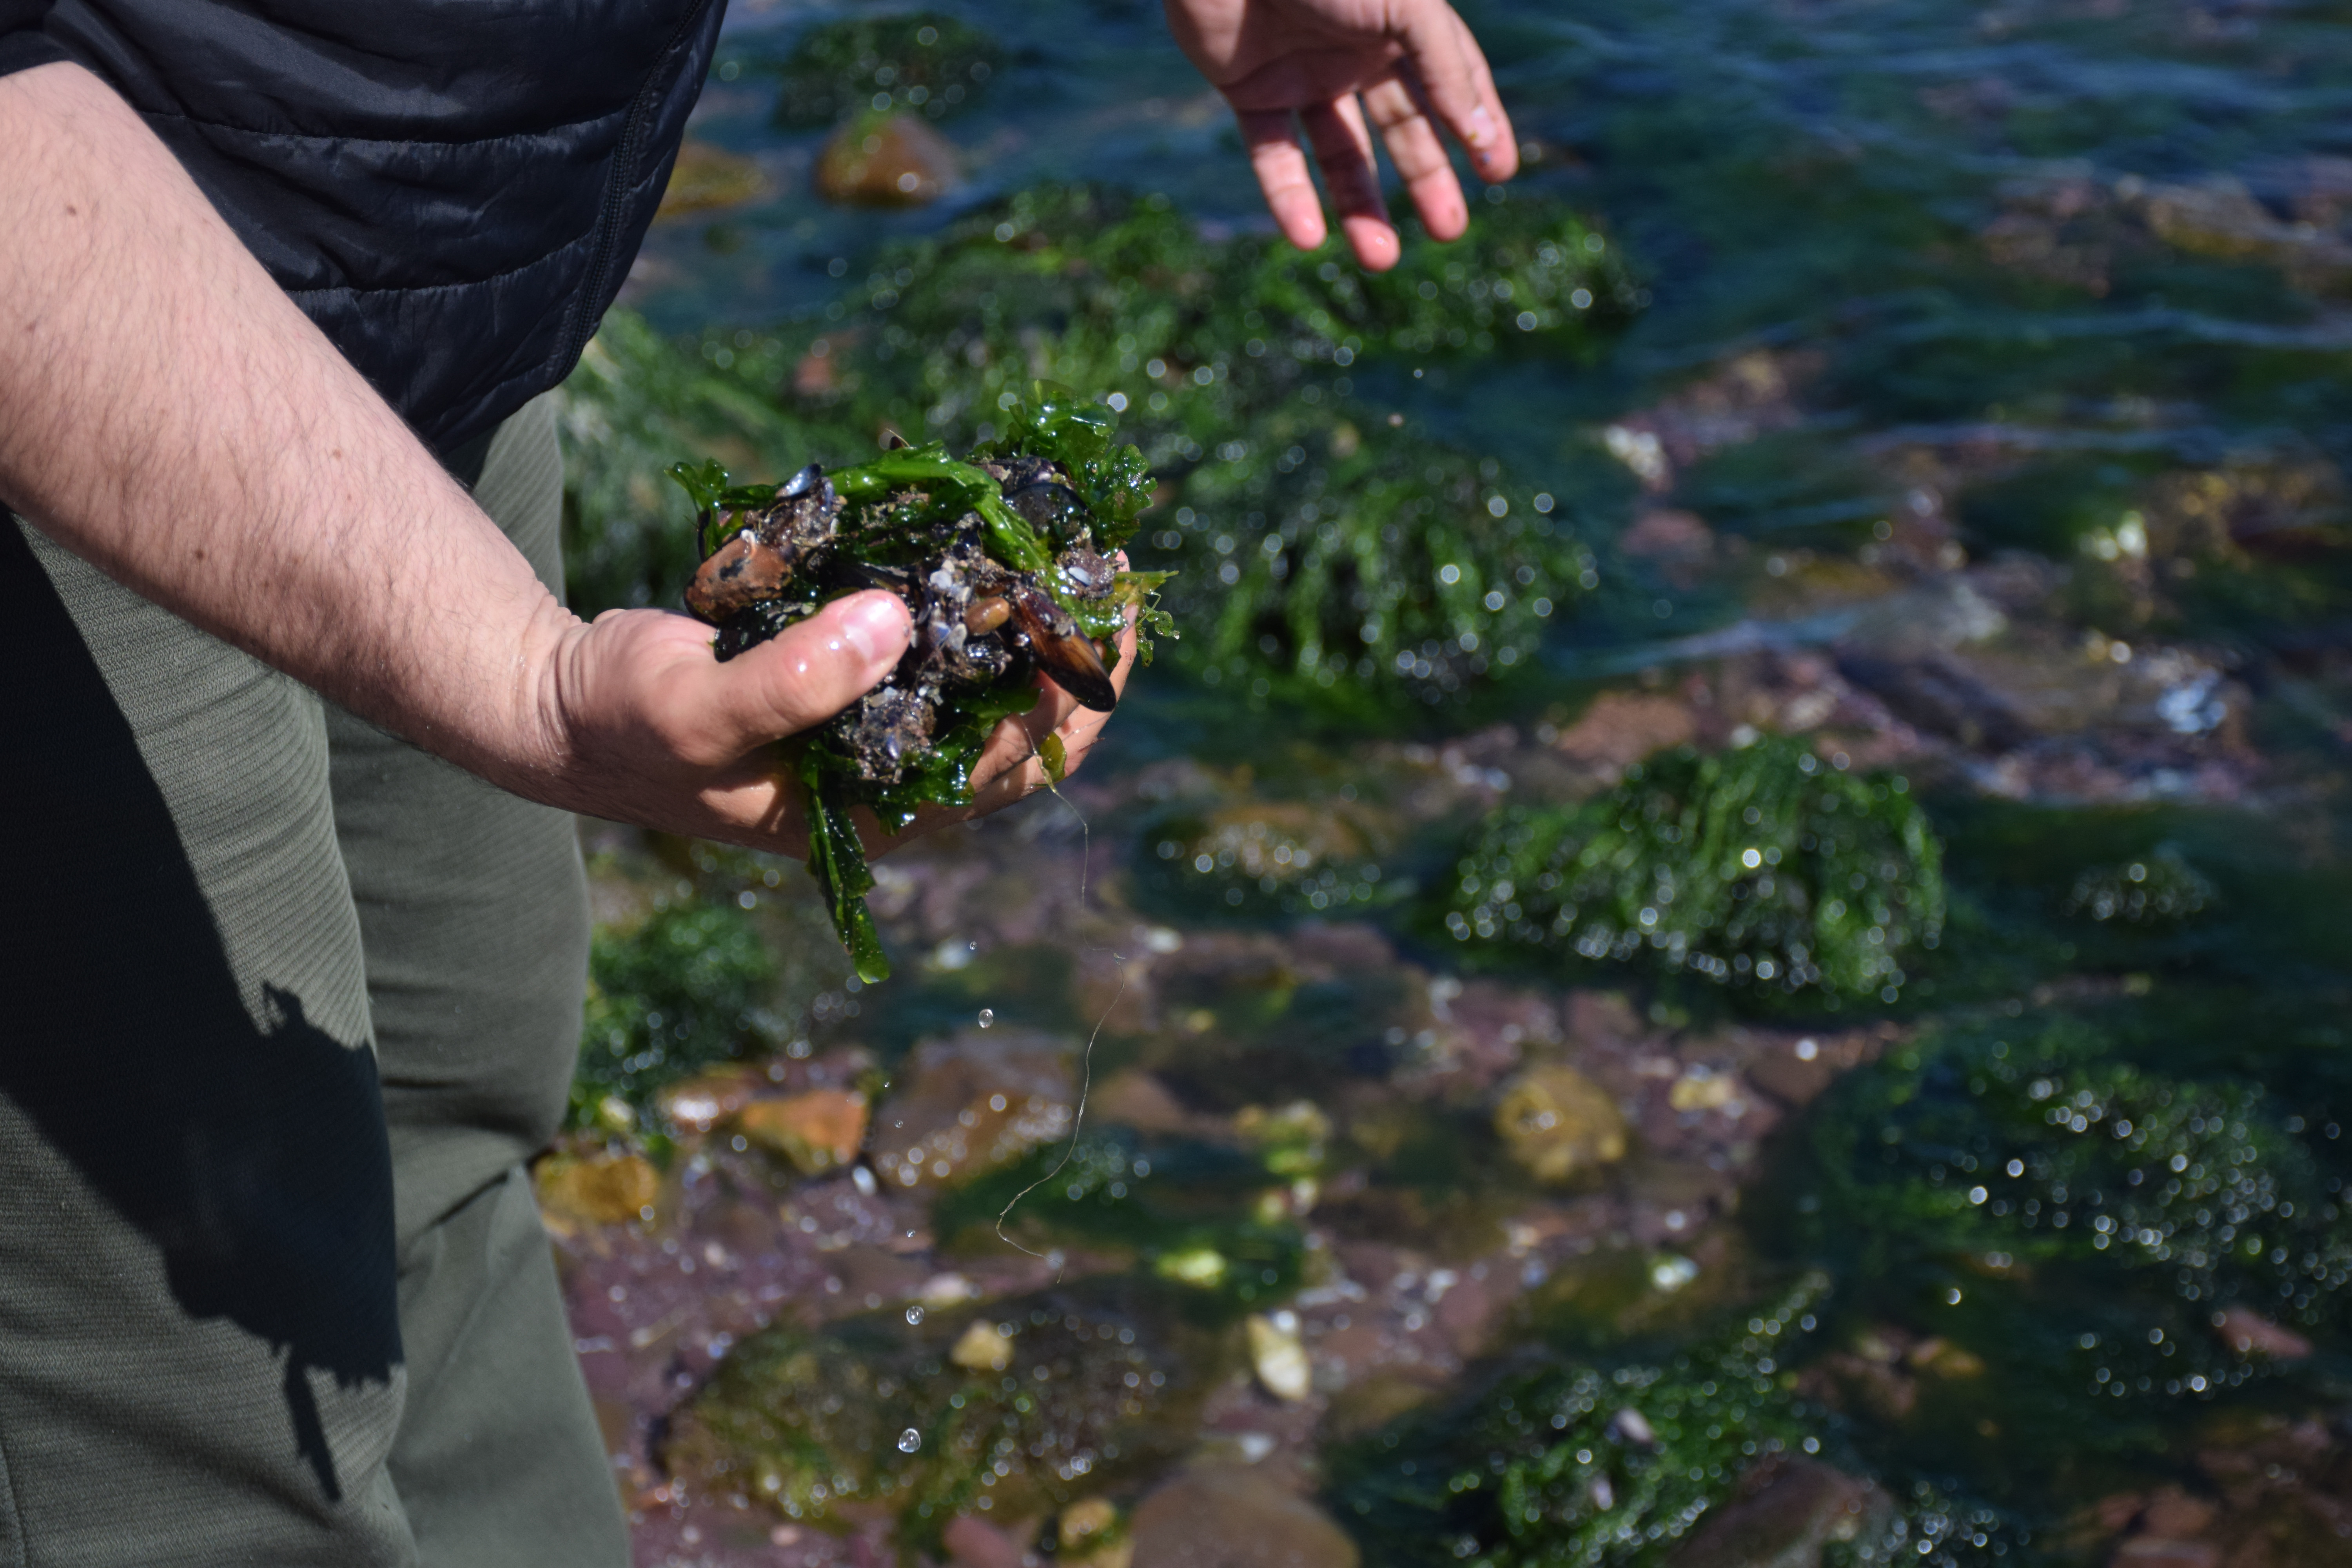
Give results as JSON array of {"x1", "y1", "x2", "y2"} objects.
[{"x1": 700, "y1": 590, "x2": 912, "y2": 754}]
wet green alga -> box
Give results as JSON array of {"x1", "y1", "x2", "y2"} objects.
[
  {"x1": 1330, "y1": 1274, "x2": 2013, "y2": 1568},
  {"x1": 1435, "y1": 736, "x2": 1945, "y2": 1002},
  {"x1": 571, "y1": 900, "x2": 780, "y2": 1129}
]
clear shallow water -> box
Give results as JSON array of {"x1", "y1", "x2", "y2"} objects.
[{"x1": 555, "y1": 1, "x2": 2352, "y2": 1564}]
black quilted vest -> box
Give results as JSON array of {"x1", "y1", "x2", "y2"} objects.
[{"x1": 19, "y1": 0, "x2": 724, "y2": 457}]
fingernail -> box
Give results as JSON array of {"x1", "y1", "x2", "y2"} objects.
[
  {"x1": 1467, "y1": 105, "x2": 1497, "y2": 147},
  {"x1": 839, "y1": 592, "x2": 911, "y2": 662}
]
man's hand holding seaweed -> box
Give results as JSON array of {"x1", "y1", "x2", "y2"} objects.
[{"x1": 541, "y1": 583, "x2": 1131, "y2": 859}]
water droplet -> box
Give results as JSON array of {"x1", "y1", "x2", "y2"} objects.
[
  {"x1": 977, "y1": 1008, "x2": 995, "y2": 1029},
  {"x1": 898, "y1": 1428, "x2": 922, "y2": 1454},
  {"x1": 905, "y1": 1305, "x2": 925, "y2": 1325}
]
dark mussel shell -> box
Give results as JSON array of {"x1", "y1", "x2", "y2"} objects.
[
  {"x1": 1005, "y1": 480, "x2": 1091, "y2": 547},
  {"x1": 1008, "y1": 584, "x2": 1117, "y2": 713}
]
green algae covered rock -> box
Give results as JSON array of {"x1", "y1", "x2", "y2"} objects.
[
  {"x1": 2061, "y1": 848, "x2": 2216, "y2": 926},
  {"x1": 1804, "y1": 1014, "x2": 2352, "y2": 1347},
  {"x1": 570, "y1": 900, "x2": 780, "y2": 1129},
  {"x1": 1329, "y1": 1274, "x2": 2014, "y2": 1567},
  {"x1": 1436, "y1": 737, "x2": 1944, "y2": 1001},
  {"x1": 766, "y1": 13, "x2": 1000, "y2": 127},
  {"x1": 664, "y1": 1283, "x2": 1203, "y2": 1544}
]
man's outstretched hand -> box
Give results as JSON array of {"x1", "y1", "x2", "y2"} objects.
[{"x1": 1164, "y1": 0, "x2": 1518, "y2": 271}]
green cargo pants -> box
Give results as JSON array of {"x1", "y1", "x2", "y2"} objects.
[{"x1": 0, "y1": 397, "x2": 628, "y2": 1566}]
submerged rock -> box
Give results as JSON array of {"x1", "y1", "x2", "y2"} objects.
[
  {"x1": 1660, "y1": 1456, "x2": 1886, "y2": 1568},
  {"x1": 932, "y1": 1129, "x2": 1308, "y2": 1312},
  {"x1": 869, "y1": 1027, "x2": 1075, "y2": 1192},
  {"x1": 536, "y1": 1149, "x2": 660, "y2": 1231},
  {"x1": 1131, "y1": 1467, "x2": 1359, "y2": 1568},
  {"x1": 1145, "y1": 798, "x2": 1396, "y2": 919},
  {"x1": 666, "y1": 1282, "x2": 1203, "y2": 1541},
  {"x1": 655, "y1": 140, "x2": 767, "y2": 221},
  {"x1": 815, "y1": 112, "x2": 958, "y2": 206},
  {"x1": 1494, "y1": 1066, "x2": 1628, "y2": 1185},
  {"x1": 735, "y1": 1087, "x2": 869, "y2": 1176},
  {"x1": 1798, "y1": 1013, "x2": 2352, "y2": 1432}
]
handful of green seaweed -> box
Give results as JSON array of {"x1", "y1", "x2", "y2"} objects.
[{"x1": 670, "y1": 390, "x2": 1167, "y2": 983}]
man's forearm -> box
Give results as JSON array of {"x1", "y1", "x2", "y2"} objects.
[
  {"x1": 0, "y1": 61, "x2": 1110, "y2": 854},
  {"x1": 0, "y1": 62, "x2": 573, "y2": 789}
]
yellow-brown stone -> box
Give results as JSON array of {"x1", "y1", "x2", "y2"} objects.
[
  {"x1": 1495, "y1": 1065, "x2": 1628, "y2": 1184},
  {"x1": 735, "y1": 1089, "x2": 868, "y2": 1176}
]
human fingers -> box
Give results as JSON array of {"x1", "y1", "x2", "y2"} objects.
[
  {"x1": 682, "y1": 590, "x2": 911, "y2": 762},
  {"x1": 1049, "y1": 609, "x2": 1139, "y2": 779},
  {"x1": 1240, "y1": 106, "x2": 1329, "y2": 252},
  {"x1": 1448, "y1": 8, "x2": 1518, "y2": 183},
  {"x1": 1361, "y1": 72, "x2": 1467, "y2": 241},
  {"x1": 1392, "y1": 0, "x2": 1514, "y2": 182},
  {"x1": 1301, "y1": 94, "x2": 1400, "y2": 271}
]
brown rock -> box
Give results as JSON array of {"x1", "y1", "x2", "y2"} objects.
[
  {"x1": 815, "y1": 112, "x2": 958, "y2": 206},
  {"x1": 870, "y1": 1028, "x2": 1075, "y2": 1192},
  {"x1": 656, "y1": 1065, "x2": 760, "y2": 1134},
  {"x1": 1495, "y1": 1065, "x2": 1628, "y2": 1185},
  {"x1": 1130, "y1": 1467, "x2": 1359, "y2": 1568},
  {"x1": 1621, "y1": 509, "x2": 1715, "y2": 561},
  {"x1": 2211, "y1": 1307, "x2": 2312, "y2": 1361},
  {"x1": 2111, "y1": 1539, "x2": 2220, "y2": 1568},
  {"x1": 535, "y1": 1150, "x2": 659, "y2": 1231},
  {"x1": 655, "y1": 138, "x2": 767, "y2": 220},
  {"x1": 1664, "y1": 1457, "x2": 1886, "y2": 1568},
  {"x1": 1092, "y1": 1071, "x2": 1196, "y2": 1135},
  {"x1": 1321, "y1": 1368, "x2": 1443, "y2": 1441},
  {"x1": 2136, "y1": 1490, "x2": 2219, "y2": 1539},
  {"x1": 943, "y1": 1513, "x2": 1028, "y2": 1568},
  {"x1": 1554, "y1": 691, "x2": 1697, "y2": 775},
  {"x1": 735, "y1": 1087, "x2": 868, "y2": 1176},
  {"x1": 1744, "y1": 1036, "x2": 1838, "y2": 1107}
]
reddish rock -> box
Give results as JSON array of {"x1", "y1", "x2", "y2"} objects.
[
  {"x1": 1129, "y1": 1467, "x2": 1358, "y2": 1568},
  {"x1": 1664, "y1": 1456, "x2": 1886, "y2": 1568},
  {"x1": 1553, "y1": 691, "x2": 1698, "y2": 775},
  {"x1": 942, "y1": 1513, "x2": 1028, "y2": 1568},
  {"x1": 735, "y1": 1087, "x2": 868, "y2": 1176},
  {"x1": 1621, "y1": 508, "x2": 1715, "y2": 561},
  {"x1": 816, "y1": 112, "x2": 958, "y2": 206},
  {"x1": 2110, "y1": 1539, "x2": 2219, "y2": 1568},
  {"x1": 2212, "y1": 1306, "x2": 2313, "y2": 1361}
]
